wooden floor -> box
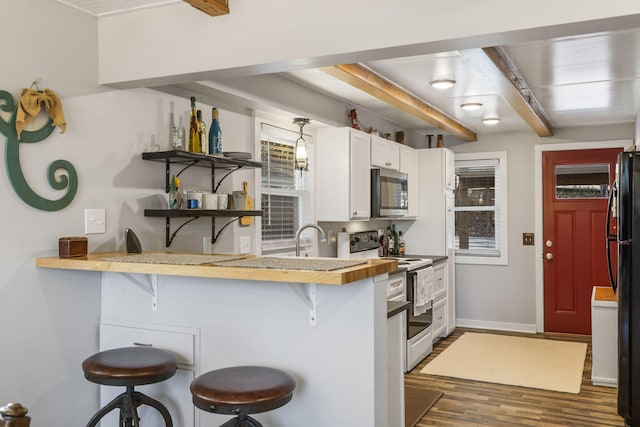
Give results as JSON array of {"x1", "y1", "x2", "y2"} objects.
[{"x1": 405, "y1": 328, "x2": 624, "y2": 427}]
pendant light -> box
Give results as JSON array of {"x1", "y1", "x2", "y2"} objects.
[{"x1": 293, "y1": 117, "x2": 310, "y2": 173}]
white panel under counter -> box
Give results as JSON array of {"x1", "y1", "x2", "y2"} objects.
[
  {"x1": 591, "y1": 286, "x2": 618, "y2": 387},
  {"x1": 98, "y1": 270, "x2": 391, "y2": 427}
]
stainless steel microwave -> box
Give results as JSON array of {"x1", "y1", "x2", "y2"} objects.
[{"x1": 371, "y1": 169, "x2": 408, "y2": 217}]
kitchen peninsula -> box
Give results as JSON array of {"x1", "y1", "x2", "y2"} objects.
[{"x1": 36, "y1": 253, "x2": 398, "y2": 426}]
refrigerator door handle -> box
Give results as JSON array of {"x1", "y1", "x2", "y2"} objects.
[{"x1": 605, "y1": 181, "x2": 617, "y2": 293}]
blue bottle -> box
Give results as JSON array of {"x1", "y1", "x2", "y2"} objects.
[{"x1": 208, "y1": 108, "x2": 223, "y2": 154}]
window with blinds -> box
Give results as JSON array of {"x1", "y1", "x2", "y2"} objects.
[
  {"x1": 454, "y1": 152, "x2": 508, "y2": 265},
  {"x1": 260, "y1": 123, "x2": 313, "y2": 255}
]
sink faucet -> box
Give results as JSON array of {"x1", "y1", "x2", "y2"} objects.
[{"x1": 295, "y1": 223, "x2": 327, "y2": 256}]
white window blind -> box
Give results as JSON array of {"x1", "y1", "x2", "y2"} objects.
[
  {"x1": 260, "y1": 123, "x2": 314, "y2": 255},
  {"x1": 454, "y1": 152, "x2": 508, "y2": 265}
]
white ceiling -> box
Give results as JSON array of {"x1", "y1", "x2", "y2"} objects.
[
  {"x1": 56, "y1": 0, "x2": 180, "y2": 16},
  {"x1": 285, "y1": 28, "x2": 640, "y2": 137},
  {"x1": 55, "y1": 0, "x2": 640, "y2": 138}
]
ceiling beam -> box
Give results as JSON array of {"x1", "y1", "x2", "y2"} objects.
[
  {"x1": 321, "y1": 63, "x2": 477, "y2": 142},
  {"x1": 460, "y1": 47, "x2": 553, "y2": 137},
  {"x1": 183, "y1": 0, "x2": 229, "y2": 16}
]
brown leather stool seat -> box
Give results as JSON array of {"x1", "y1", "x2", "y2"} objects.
[
  {"x1": 190, "y1": 366, "x2": 296, "y2": 427},
  {"x1": 82, "y1": 347, "x2": 178, "y2": 427}
]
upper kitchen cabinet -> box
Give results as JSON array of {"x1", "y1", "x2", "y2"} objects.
[
  {"x1": 317, "y1": 127, "x2": 371, "y2": 221},
  {"x1": 371, "y1": 135, "x2": 400, "y2": 170},
  {"x1": 399, "y1": 145, "x2": 418, "y2": 218}
]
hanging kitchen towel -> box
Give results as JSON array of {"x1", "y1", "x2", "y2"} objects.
[
  {"x1": 16, "y1": 88, "x2": 67, "y2": 137},
  {"x1": 414, "y1": 266, "x2": 434, "y2": 316}
]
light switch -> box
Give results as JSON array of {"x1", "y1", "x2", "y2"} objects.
[
  {"x1": 85, "y1": 209, "x2": 106, "y2": 234},
  {"x1": 523, "y1": 232, "x2": 534, "y2": 246}
]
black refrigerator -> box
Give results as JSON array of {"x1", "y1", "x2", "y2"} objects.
[{"x1": 607, "y1": 151, "x2": 640, "y2": 427}]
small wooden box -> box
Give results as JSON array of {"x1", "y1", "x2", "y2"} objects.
[{"x1": 58, "y1": 237, "x2": 88, "y2": 258}]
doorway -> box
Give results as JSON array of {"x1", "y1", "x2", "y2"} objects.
[
  {"x1": 542, "y1": 148, "x2": 620, "y2": 334},
  {"x1": 534, "y1": 139, "x2": 633, "y2": 332}
]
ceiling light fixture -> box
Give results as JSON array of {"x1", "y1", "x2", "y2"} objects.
[
  {"x1": 292, "y1": 117, "x2": 310, "y2": 173},
  {"x1": 428, "y1": 79, "x2": 456, "y2": 89},
  {"x1": 460, "y1": 102, "x2": 483, "y2": 111},
  {"x1": 481, "y1": 117, "x2": 501, "y2": 125}
]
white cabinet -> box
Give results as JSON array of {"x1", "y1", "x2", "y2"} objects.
[
  {"x1": 317, "y1": 127, "x2": 371, "y2": 220},
  {"x1": 398, "y1": 148, "x2": 456, "y2": 336},
  {"x1": 387, "y1": 310, "x2": 406, "y2": 426},
  {"x1": 432, "y1": 260, "x2": 448, "y2": 342},
  {"x1": 99, "y1": 322, "x2": 199, "y2": 427},
  {"x1": 432, "y1": 261, "x2": 446, "y2": 301},
  {"x1": 591, "y1": 287, "x2": 618, "y2": 387},
  {"x1": 432, "y1": 297, "x2": 447, "y2": 339},
  {"x1": 371, "y1": 136, "x2": 400, "y2": 170},
  {"x1": 399, "y1": 145, "x2": 418, "y2": 218}
]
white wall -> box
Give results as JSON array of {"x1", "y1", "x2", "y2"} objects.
[
  {"x1": 447, "y1": 124, "x2": 634, "y2": 331},
  {"x1": 0, "y1": 1, "x2": 101, "y2": 422},
  {"x1": 97, "y1": 0, "x2": 640, "y2": 88},
  {"x1": 1, "y1": 2, "x2": 257, "y2": 422}
]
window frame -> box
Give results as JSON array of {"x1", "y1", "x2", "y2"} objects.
[
  {"x1": 454, "y1": 151, "x2": 509, "y2": 266},
  {"x1": 258, "y1": 122, "x2": 314, "y2": 256}
]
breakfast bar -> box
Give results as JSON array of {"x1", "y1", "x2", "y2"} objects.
[{"x1": 36, "y1": 253, "x2": 398, "y2": 426}]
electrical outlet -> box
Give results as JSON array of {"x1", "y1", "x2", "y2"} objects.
[
  {"x1": 85, "y1": 209, "x2": 106, "y2": 234},
  {"x1": 239, "y1": 236, "x2": 251, "y2": 254}
]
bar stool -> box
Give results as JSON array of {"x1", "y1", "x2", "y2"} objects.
[
  {"x1": 190, "y1": 366, "x2": 296, "y2": 427},
  {"x1": 82, "y1": 347, "x2": 178, "y2": 427}
]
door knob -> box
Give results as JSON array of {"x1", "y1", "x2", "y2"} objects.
[
  {"x1": 545, "y1": 253, "x2": 554, "y2": 260},
  {"x1": 545, "y1": 240, "x2": 553, "y2": 248}
]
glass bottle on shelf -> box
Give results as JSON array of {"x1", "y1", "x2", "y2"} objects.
[
  {"x1": 197, "y1": 109, "x2": 207, "y2": 154},
  {"x1": 177, "y1": 115, "x2": 186, "y2": 150},
  {"x1": 169, "y1": 112, "x2": 180, "y2": 150},
  {"x1": 209, "y1": 108, "x2": 223, "y2": 155},
  {"x1": 188, "y1": 96, "x2": 201, "y2": 153}
]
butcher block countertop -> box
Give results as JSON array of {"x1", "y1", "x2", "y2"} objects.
[{"x1": 35, "y1": 252, "x2": 398, "y2": 285}]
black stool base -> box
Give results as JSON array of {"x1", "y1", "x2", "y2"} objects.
[
  {"x1": 86, "y1": 386, "x2": 173, "y2": 427},
  {"x1": 220, "y1": 414, "x2": 263, "y2": 427}
]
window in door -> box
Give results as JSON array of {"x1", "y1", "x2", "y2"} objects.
[
  {"x1": 454, "y1": 151, "x2": 508, "y2": 265},
  {"x1": 260, "y1": 123, "x2": 314, "y2": 256},
  {"x1": 555, "y1": 163, "x2": 610, "y2": 199}
]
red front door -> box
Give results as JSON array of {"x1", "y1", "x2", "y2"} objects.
[{"x1": 543, "y1": 148, "x2": 620, "y2": 334}]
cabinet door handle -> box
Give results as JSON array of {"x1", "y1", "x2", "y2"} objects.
[{"x1": 133, "y1": 342, "x2": 153, "y2": 347}]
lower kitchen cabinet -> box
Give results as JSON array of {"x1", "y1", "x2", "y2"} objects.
[
  {"x1": 591, "y1": 287, "x2": 618, "y2": 387},
  {"x1": 431, "y1": 260, "x2": 449, "y2": 341},
  {"x1": 99, "y1": 322, "x2": 199, "y2": 426},
  {"x1": 432, "y1": 297, "x2": 447, "y2": 340},
  {"x1": 387, "y1": 309, "x2": 406, "y2": 426}
]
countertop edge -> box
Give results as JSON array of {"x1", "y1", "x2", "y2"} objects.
[{"x1": 35, "y1": 252, "x2": 398, "y2": 285}]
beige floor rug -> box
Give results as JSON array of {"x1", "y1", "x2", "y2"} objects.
[{"x1": 420, "y1": 332, "x2": 587, "y2": 393}]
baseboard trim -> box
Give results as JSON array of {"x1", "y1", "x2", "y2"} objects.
[
  {"x1": 456, "y1": 318, "x2": 537, "y2": 334},
  {"x1": 591, "y1": 376, "x2": 617, "y2": 388}
]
